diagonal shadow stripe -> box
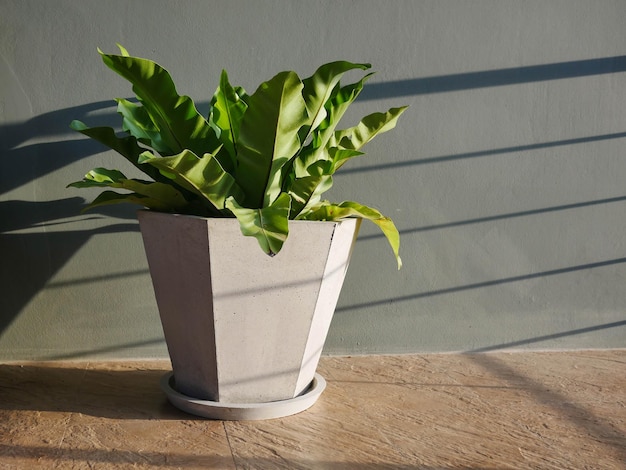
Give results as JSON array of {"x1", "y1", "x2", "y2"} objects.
[
  {"x1": 339, "y1": 132, "x2": 626, "y2": 174},
  {"x1": 360, "y1": 55, "x2": 626, "y2": 100},
  {"x1": 45, "y1": 269, "x2": 149, "y2": 289},
  {"x1": 467, "y1": 353, "x2": 626, "y2": 462},
  {"x1": 468, "y1": 320, "x2": 626, "y2": 353},
  {"x1": 336, "y1": 257, "x2": 626, "y2": 312},
  {"x1": 406, "y1": 196, "x2": 626, "y2": 234},
  {"x1": 39, "y1": 338, "x2": 166, "y2": 361},
  {"x1": 355, "y1": 195, "x2": 626, "y2": 242}
]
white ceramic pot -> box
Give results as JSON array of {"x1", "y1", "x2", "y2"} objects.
[{"x1": 138, "y1": 211, "x2": 360, "y2": 418}]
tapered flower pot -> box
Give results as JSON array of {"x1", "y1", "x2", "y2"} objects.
[{"x1": 138, "y1": 211, "x2": 360, "y2": 419}]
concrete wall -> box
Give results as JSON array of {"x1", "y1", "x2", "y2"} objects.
[{"x1": 2, "y1": 0, "x2": 625, "y2": 360}]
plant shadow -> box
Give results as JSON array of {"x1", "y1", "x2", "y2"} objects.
[{"x1": 0, "y1": 198, "x2": 141, "y2": 336}]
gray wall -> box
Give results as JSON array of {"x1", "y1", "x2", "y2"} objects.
[{"x1": 2, "y1": 0, "x2": 626, "y2": 360}]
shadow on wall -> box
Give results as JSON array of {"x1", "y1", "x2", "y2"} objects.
[
  {"x1": 360, "y1": 55, "x2": 626, "y2": 99},
  {"x1": 0, "y1": 200, "x2": 139, "y2": 335},
  {"x1": 340, "y1": 132, "x2": 626, "y2": 175},
  {"x1": 2, "y1": 56, "x2": 626, "y2": 351},
  {"x1": 0, "y1": 101, "x2": 120, "y2": 194},
  {"x1": 0, "y1": 100, "x2": 142, "y2": 337}
]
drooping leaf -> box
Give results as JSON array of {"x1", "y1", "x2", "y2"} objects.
[
  {"x1": 301, "y1": 200, "x2": 402, "y2": 269},
  {"x1": 99, "y1": 47, "x2": 220, "y2": 157},
  {"x1": 225, "y1": 192, "x2": 292, "y2": 256},
  {"x1": 235, "y1": 71, "x2": 308, "y2": 208},
  {"x1": 139, "y1": 149, "x2": 243, "y2": 213}
]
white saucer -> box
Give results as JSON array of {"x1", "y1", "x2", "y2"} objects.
[{"x1": 160, "y1": 372, "x2": 327, "y2": 420}]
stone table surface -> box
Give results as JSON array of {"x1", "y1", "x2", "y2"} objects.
[{"x1": 0, "y1": 350, "x2": 625, "y2": 469}]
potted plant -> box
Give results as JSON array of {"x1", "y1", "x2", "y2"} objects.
[{"x1": 69, "y1": 44, "x2": 407, "y2": 419}]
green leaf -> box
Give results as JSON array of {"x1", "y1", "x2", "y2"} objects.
[
  {"x1": 81, "y1": 190, "x2": 175, "y2": 212},
  {"x1": 115, "y1": 43, "x2": 130, "y2": 56},
  {"x1": 69, "y1": 120, "x2": 169, "y2": 185},
  {"x1": 235, "y1": 71, "x2": 308, "y2": 208},
  {"x1": 68, "y1": 167, "x2": 189, "y2": 211},
  {"x1": 326, "y1": 148, "x2": 365, "y2": 174},
  {"x1": 226, "y1": 192, "x2": 292, "y2": 256},
  {"x1": 301, "y1": 61, "x2": 370, "y2": 138},
  {"x1": 301, "y1": 201, "x2": 402, "y2": 269},
  {"x1": 70, "y1": 51, "x2": 407, "y2": 267},
  {"x1": 299, "y1": 175, "x2": 334, "y2": 215},
  {"x1": 139, "y1": 149, "x2": 243, "y2": 213},
  {"x1": 286, "y1": 174, "x2": 326, "y2": 219},
  {"x1": 67, "y1": 167, "x2": 127, "y2": 187},
  {"x1": 209, "y1": 70, "x2": 248, "y2": 168},
  {"x1": 99, "y1": 48, "x2": 220, "y2": 157},
  {"x1": 115, "y1": 98, "x2": 170, "y2": 154},
  {"x1": 295, "y1": 73, "x2": 374, "y2": 177},
  {"x1": 334, "y1": 106, "x2": 409, "y2": 155},
  {"x1": 118, "y1": 180, "x2": 188, "y2": 209}
]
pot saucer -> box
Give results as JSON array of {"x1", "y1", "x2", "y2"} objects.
[{"x1": 160, "y1": 372, "x2": 326, "y2": 420}]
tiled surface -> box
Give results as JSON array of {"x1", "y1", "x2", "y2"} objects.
[{"x1": 0, "y1": 351, "x2": 625, "y2": 469}]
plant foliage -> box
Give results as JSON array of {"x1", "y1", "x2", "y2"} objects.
[{"x1": 69, "y1": 45, "x2": 407, "y2": 268}]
